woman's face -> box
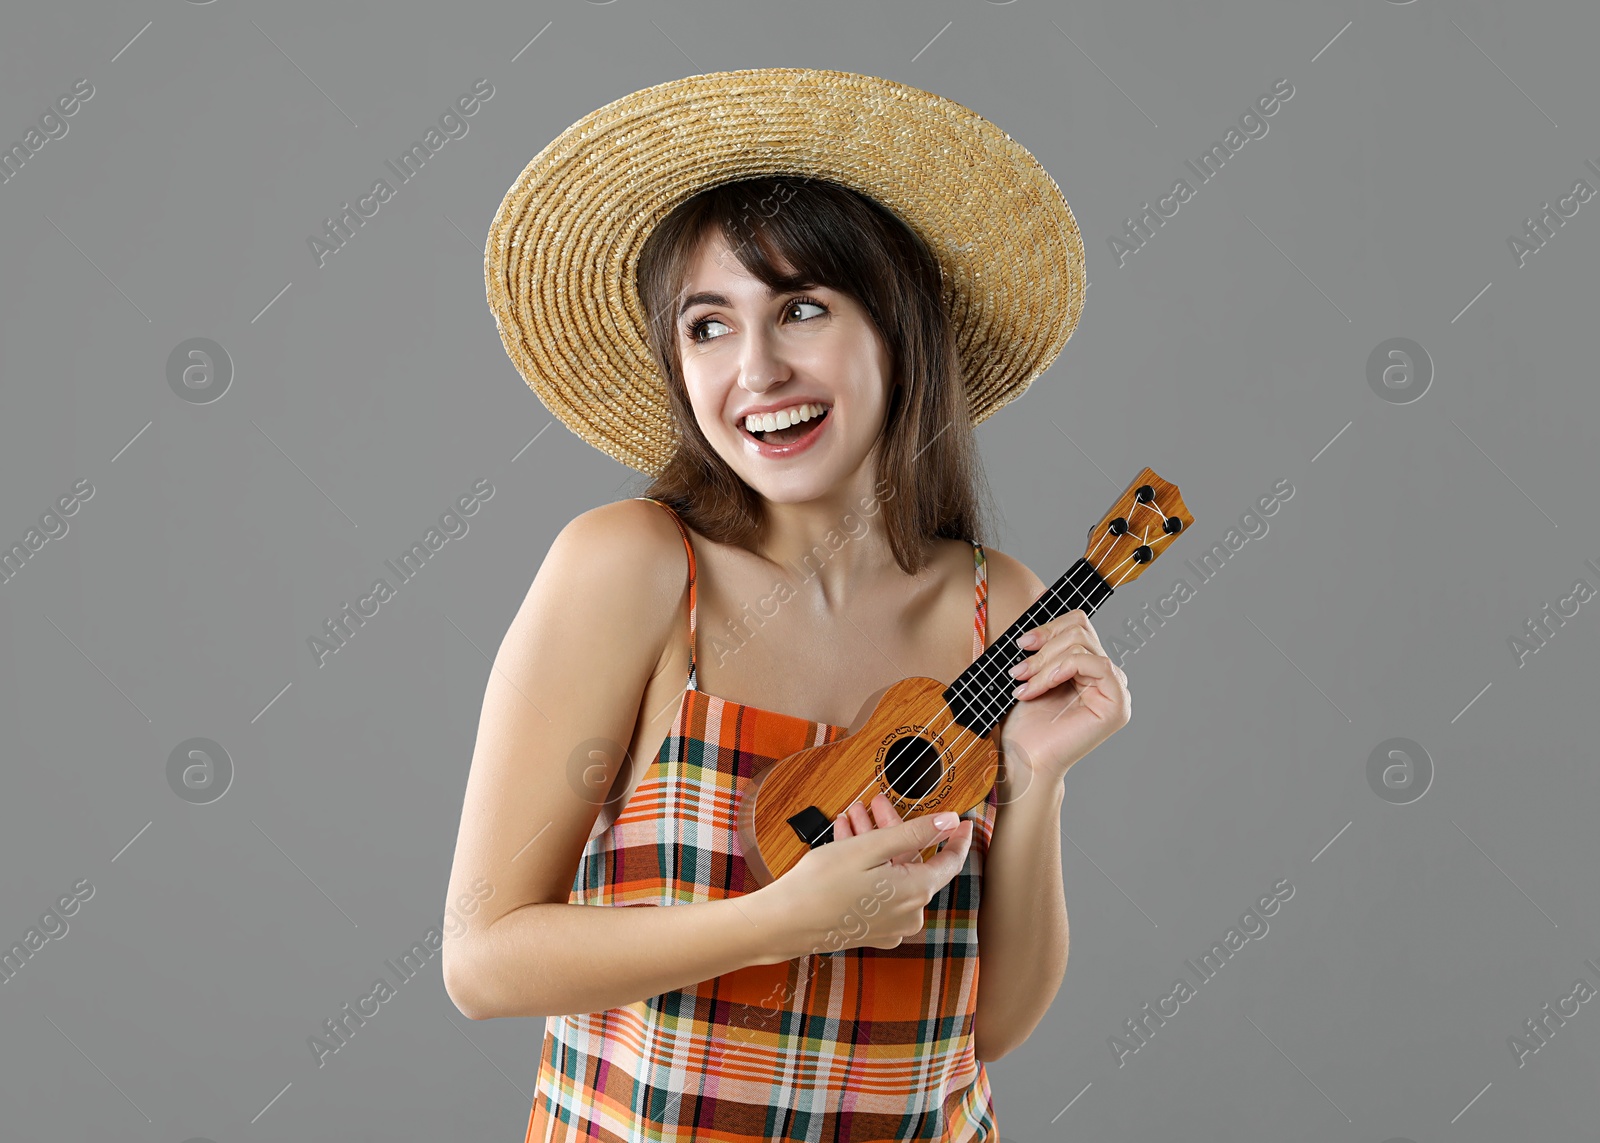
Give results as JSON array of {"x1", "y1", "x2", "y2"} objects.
[{"x1": 674, "y1": 230, "x2": 894, "y2": 506}]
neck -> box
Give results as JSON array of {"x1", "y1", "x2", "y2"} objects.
[{"x1": 750, "y1": 470, "x2": 902, "y2": 607}]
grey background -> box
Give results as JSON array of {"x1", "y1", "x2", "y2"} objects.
[{"x1": 2, "y1": 0, "x2": 1596, "y2": 1139}]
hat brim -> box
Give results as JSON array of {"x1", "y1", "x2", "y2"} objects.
[{"x1": 485, "y1": 66, "x2": 1086, "y2": 476}]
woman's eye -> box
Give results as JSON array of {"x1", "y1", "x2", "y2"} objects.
[
  {"x1": 685, "y1": 316, "x2": 729, "y2": 343},
  {"x1": 788, "y1": 299, "x2": 827, "y2": 321}
]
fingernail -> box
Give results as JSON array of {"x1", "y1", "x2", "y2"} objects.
[
  {"x1": 933, "y1": 812, "x2": 958, "y2": 829},
  {"x1": 1007, "y1": 662, "x2": 1025, "y2": 678}
]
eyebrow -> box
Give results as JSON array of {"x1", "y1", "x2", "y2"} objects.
[{"x1": 676, "y1": 281, "x2": 821, "y2": 320}]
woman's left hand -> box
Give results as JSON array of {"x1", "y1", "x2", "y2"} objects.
[{"x1": 996, "y1": 609, "x2": 1131, "y2": 788}]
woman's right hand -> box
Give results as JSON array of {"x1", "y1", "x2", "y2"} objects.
[{"x1": 747, "y1": 802, "x2": 976, "y2": 962}]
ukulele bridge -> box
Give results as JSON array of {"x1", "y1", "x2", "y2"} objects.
[{"x1": 786, "y1": 805, "x2": 836, "y2": 849}]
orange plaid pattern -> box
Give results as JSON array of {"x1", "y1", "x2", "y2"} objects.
[{"x1": 525, "y1": 499, "x2": 999, "y2": 1142}]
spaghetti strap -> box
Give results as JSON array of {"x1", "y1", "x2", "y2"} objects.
[
  {"x1": 634, "y1": 497, "x2": 698, "y2": 691},
  {"x1": 972, "y1": 541, "x2": 988, "y2": 658}
]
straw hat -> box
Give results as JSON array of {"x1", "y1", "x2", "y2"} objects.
[{"x1": 484, "y1": 66, "x2": 1086, "y2": 476}]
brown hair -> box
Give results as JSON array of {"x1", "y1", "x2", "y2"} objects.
[{"x1": 633, "y1": 176, "x2": 998, "y2": 577}]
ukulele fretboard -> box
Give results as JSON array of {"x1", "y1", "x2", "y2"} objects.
[{"x1": 942, "y1": 556, "x2": 1116, "y2": 737}]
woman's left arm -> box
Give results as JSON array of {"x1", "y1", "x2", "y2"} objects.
[
  {"x1": 975, "y1": 605, "x2": 1132, "y2": 1062},
  {"x1": 971, "y1": 762, "x2": 1068, "y2": 1063}
]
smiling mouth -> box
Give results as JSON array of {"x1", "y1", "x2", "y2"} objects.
[{"x1": 743, "y1": 406, "x2": 831, "y2": 446}]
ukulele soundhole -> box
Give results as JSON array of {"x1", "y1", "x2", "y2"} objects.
[{"x1": 882, "y1": 734, "x2": 944, "y2": 802}]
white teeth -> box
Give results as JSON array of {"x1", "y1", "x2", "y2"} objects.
[{"x1": 743, "y1": 403, "x2": 827, "y2": 434}]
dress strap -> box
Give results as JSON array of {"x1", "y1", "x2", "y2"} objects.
[
  {"x1": 634, "y1": 498, "x2": 698, "y2": 691},
  {"x1": 972, "y1": 541, "x2": 988, "y2": 658}
]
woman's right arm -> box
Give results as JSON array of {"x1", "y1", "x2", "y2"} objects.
[
  {"x1": 440, "y1": 500, "x2": 787, "y2": 1021},
  {"x1": 440, "y1": 499, "x2": 976, "y2": 1020}
]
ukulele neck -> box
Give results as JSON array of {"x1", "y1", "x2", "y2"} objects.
[{"x1": 941, "y1": 557, "x2": 1116, "y2": 738}]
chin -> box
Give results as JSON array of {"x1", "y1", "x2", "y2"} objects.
[
  {"x1": 729, "y1": 458, "x2": 841, "y2": 501},
  {"x1": 740, "y1": 471, "x2": 830, "y2": 502}
]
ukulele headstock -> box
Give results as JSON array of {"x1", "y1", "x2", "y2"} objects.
[{"x1": 1082, "y1": 467, "x2": 1194, "y2": 589}]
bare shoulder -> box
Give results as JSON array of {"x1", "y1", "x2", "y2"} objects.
[
  {"x1": 539, "y1": 497, "x2": 690, "y2": 667},
  {"x1": 488, "y1": 496, "x2": 691, "y2": 729},
  {"x1": 556, "y1": 497, "x2": 688, "y2": 575},
  {"x1": 977, "y1": 544, "x2": 1048, "y2": 642}
]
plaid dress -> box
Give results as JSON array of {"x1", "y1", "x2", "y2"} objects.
[{"x1": 526, "y1": 497, "x2": 999, "y2": 1142}]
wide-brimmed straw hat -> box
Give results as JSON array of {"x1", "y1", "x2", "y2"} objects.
[{"x1": 484, "y1": 66, "x2": 1086, "y2": 476}]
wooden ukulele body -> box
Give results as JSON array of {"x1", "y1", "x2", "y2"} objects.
[{"x1": 737, "y1": 676, "x2": 1000, "y2": 887}]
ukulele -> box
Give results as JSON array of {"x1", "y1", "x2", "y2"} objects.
[{"x1": 736, "y1": 467, "x2": 1194, "y2": 886}]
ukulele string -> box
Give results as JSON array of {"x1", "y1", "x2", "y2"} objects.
[
  {"x1": 916, "y1": 543, "x2": 1155, "y2": 793},
  {"x1": 856, "y1": 500, "x2": 1179, "y2": 860},
  {"x1": 880, "y1": 545, "x2": 1148, "y2": 866},
  {"x1": 889, "y1": 540, "x2": 1153, "y2": 834},
  {"x1": 842, "y1": 534, "x2": 1123, "y2": 839},
  {"x1": 837, "y1": 527, "x2": 1132, "y2": 834},
  {"x1": 891, "y1": 501, "x2": 1178, "y2": 835},
  {"x1": 901, "y1": 501, "x2": 1179, "y2": 820}
]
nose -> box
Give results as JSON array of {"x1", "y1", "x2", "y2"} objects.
[{"x1": 736, "y1": 321, "x2": 792, "y2": 395}]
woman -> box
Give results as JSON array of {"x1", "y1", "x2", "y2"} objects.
[{"x1": 445, "y1": 69, "x2": 1129, "y2": 1142}]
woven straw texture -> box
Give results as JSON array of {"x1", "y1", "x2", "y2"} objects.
[{"x1": 485, "y1": 66, "x2": 1086, "y2": 476}]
